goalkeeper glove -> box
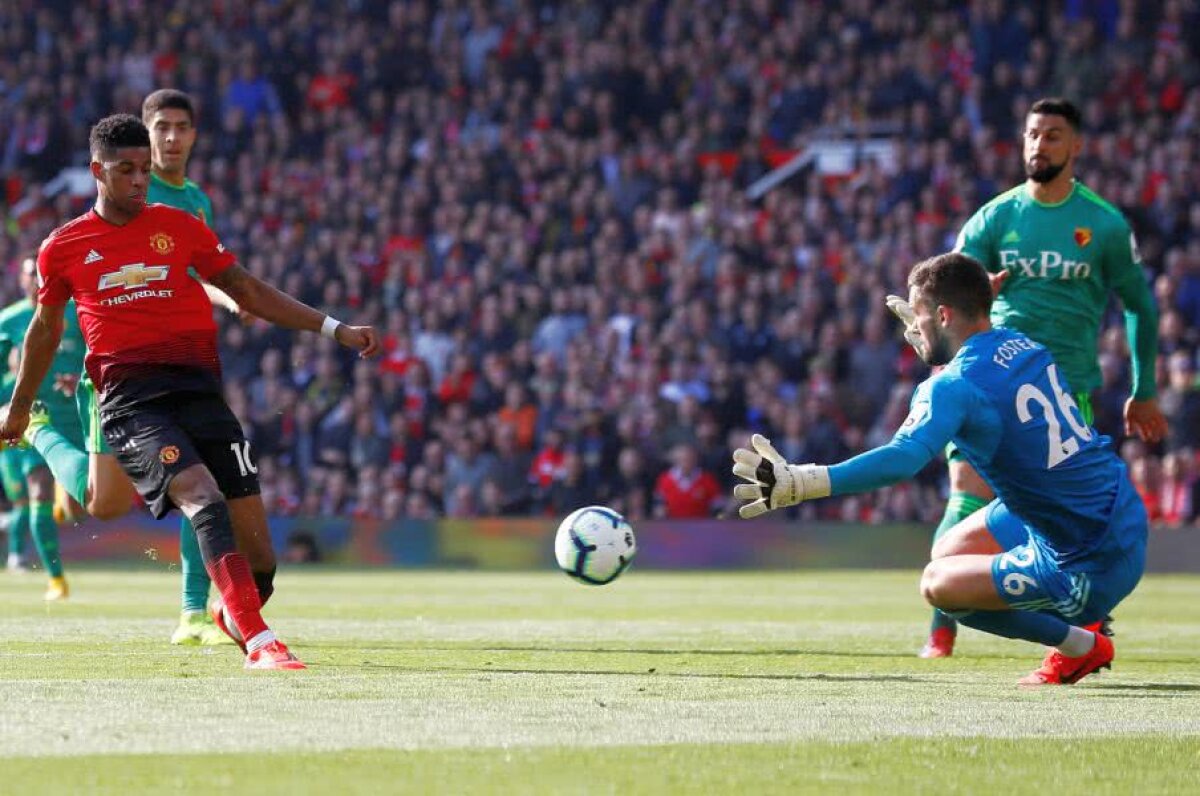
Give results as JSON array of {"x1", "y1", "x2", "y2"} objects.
[
  {"x1": 731, "y1": 434, "x2": 830, "y2": 519},
  {"x1": 885, "y1": 294, "x2": 924, "y2": 356}
]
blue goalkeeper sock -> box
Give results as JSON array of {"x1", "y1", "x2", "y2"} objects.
[
  {"x1": 179, "y1": 515, "x2": 211, "y2": 613},
  {"x1": 954, "y1": 608, "x2": 1071, "y2": 648},
  {"x1": 8, "y1": 504, "x2": 30, "y2": 558},
  {"x1": 930, "y1": 491, "x2": 991, "y2": 635}
]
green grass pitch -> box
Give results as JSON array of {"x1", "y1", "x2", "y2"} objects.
[{"x1": 2, "y1": 568, "x2": 1199, "y2": 794}]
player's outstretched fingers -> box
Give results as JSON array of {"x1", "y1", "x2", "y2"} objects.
[
  {"x1": 733, "y1": 484, "x2": 764, "y2": 501},
  {"x1": 339, "y1": 325, "x2": 381, "y2": 358},
  {"x1": 738, "y1": 499, "x2": 769, "y2": 520},
  {"x1": 358, "y1": 327, "x2": 381, "y2": 357},
  {"x1": 732, "y1": 447, "x2": 761, "y2": 466},
  {"x1": 988, "y1": 270, "x2": 1010, "y2": 296},
  {"x1": 750, "y1": 434, "x2": 786, "y2": 465},
  {"x1": 885, "y1": 295, "x2": 914, "y2": 323}
]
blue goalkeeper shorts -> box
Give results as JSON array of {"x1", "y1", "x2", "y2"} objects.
[{"x1": 984, "y1": 495, "x2": 1145, "y2": 626}]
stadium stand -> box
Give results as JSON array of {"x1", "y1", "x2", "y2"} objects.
[{"x1": 1, "y1": 0, "x2": 1198, "y2": 525}]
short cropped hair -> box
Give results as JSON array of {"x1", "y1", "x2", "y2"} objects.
[
  {"x1": 89, "y1": 114, "x2": 150, "y2": 158},
  {"x1": 142, "y1": 89, "x2": 196, "y2": 124},
  {"x1": 907, "y1": 253, "x2": 993, "y2": 321},
  {"x1": 1029, "y1": 97, "x2": 1082, "y2": 131}
]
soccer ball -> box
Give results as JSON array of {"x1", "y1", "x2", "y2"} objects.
[{"x1": 554, "y1": 505, "x2": 637, "y2": 586}]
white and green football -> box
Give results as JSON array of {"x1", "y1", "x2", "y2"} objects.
[{"x1": 554, "y1": 505, "x2": 637, "y2": 586}]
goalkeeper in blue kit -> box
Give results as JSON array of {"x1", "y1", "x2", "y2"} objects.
[
  {"x1": 734, "y1": 253, "x2": 1147, "y2": 685},
  {"x1": 891, "y1": 98, "x2": 1165, "y2": 658}
]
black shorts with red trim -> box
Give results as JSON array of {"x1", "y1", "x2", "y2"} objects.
[{"x1": 101, "y1": 392, "x2": 260, "y2": 519}]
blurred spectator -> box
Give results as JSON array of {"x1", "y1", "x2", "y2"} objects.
[
  {"x1": 1160, "y1": 450, "x2": 1197, "y2": 527},
  {"x1": 545, "y1": 451, "x2": 602, "y2": 515},
  {"x1": 653, "y1": 444, "x2": 723, "y2": 519},
  {"x1": 529, "y1": 427, "x2": 568, "y2": 507},
  {"x1": 445, "y1": 435, "x2": 496, "y2": 516},
  {"x1": 497, "y1": 383, "x2": 538, "y2": 451},
  {"x1": 1160, "y1": 351, "x2": 1200, "y2": 451},
  {"x1": 283, "y1": 530, "x2": 322, "y2": 564},
  {"x1": 1131, "y1": 454, "x2": 1164, "y2": 524}
]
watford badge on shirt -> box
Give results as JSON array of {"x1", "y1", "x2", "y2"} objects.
[
  {"x1": 149, "y1": 232, "x2": 175, "y2": 255},
  {"x1": 1074, "y1": 227, "x2": 1092, "y2": 248}
]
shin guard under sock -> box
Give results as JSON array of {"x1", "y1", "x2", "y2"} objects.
[
  {"x1": 208, "y1": 553, "x2": 269, "y2": 643},
  {"x1": 7, "y1": 505, "x2": 29, "y2": 558},
  {"x1": 29, "y1": 501, "x2": 63, "y2": 577},
  {"x1": 179, "y1": 515, "x2": 211, "y2": 613},
  {"x1": 954, "y1": 609, "x2": 1071, "y2": 648},
  {"x1": 192, "y1": 502, "x2": 268, "y2": 642},
  {"x1": 254, "y1": 567, "x2": 276, "y2": 606}
]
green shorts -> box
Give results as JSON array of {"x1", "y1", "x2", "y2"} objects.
[
  {"x1": 0, "y1": 447, "x2": 46, "y2": 500},
  {"x1": 946, "y1": 392, "x2": 1094, "y2": 462},
  {"x1": 76, "y1": 373, "x2": 110, "y2": 454}
]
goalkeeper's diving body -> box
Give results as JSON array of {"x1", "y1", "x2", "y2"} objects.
[
  {"x1": 733, "y1": 253, "x2": 1147, "y2": 686},
  {"x1": 893, "y1": 97, "x2": 1164, "y2": 658}
]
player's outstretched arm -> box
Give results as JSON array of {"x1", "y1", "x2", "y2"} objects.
[
  {"x1": 0, "y1": 302, "x2": 66, "y2": 443},
  {"x1": 207, "y1": 265, "x2": 380, "y2": 357},
  {"x1": 731, "y1": 433, "x2": 935, "y2": 519},
  {"x1": 1108, "y1": 227, "x2": 1168, "y2": 443},
  {"x1": 731, "y1": 435, "x2": 831, "y2": 519}
]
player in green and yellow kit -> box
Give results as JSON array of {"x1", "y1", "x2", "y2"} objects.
[
  {"x1": 1, "y1": 286, "x2": 32, "y2": 576},
  {"x1": 891, "y1": 98, "x2": 1166, "y2": 658},
  {"x1": 0, "y1": 257, "x2": 86, "y2": 599},
  {"x1": 144, "y1": 89, "x2": 239, "y2": 644},
  {"x1": 24, "y1": 90, "x2": 238, "y2": 640}
]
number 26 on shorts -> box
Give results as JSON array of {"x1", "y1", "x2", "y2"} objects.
[{"x1": 997, "y1": 547, "x2": 1038, "y2": 596}]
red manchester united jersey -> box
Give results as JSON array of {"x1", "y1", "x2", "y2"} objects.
[{"x1": 37, "y1": 203, "x2": 236, "y2": 412}]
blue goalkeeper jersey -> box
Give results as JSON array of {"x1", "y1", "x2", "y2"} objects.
[{"x1": 829, "y1": 327, "x2": 1144, "y2": 565}]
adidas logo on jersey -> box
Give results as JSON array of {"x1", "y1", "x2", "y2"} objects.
[{"x1": 84, "y1": 250, "x2": 103, "y2": 264}]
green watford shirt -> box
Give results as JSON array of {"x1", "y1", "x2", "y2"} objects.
[
  {"x1": 0, "y1": 298, "x2": 86, "y2": 422},
  {"x1": 147, "y1": 171, "x2": 215, "y2": 288},
  {"x1": 955, "y1": 181, "x2": 1158, "y2": 398},
  {"x1": 147, "y1": 172, "x2": 214, "y2": 226}
]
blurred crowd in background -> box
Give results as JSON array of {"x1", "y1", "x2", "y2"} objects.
[{"x1": 2, "y1": 0, "x2": 1199, "y2": 526}]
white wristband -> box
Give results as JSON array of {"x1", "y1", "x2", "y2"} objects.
[{"x1": 320, "y1": 316, "x2": 342, "y2": 340}]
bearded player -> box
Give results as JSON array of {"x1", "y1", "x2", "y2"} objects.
[
  {"x1": 0, "y1": 114, "x2": 379, "y2": 669},
  {"x1": 889, "y1": 98, "x2": 1165, "y2": 658}
]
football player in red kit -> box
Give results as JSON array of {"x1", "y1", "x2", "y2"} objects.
[{"x1": 0, "y1": 114, "x2": 380, "y2": 670}]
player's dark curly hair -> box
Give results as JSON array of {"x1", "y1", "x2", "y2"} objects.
[
  {"x1": 907, "y1": 252, "x2": 993, "y2": 320},
  {"x1": 142, "y1": 89, "x2": 196, "y2": 124},
  {"x1": 1029, "y1": 97, "x2": 1082, "y2": 131},
  {"x1": 88, "y1": 113, "x2": 150, "y2": 158}
]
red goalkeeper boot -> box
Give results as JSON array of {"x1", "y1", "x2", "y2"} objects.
[
  {"x1": 1019, "y1": 632, "x2": 1113, "y2": 686},
  {"x1": 918, "y1": 627, "x2": 956, "y2": 659}
]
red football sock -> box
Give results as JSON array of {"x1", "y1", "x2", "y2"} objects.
[{"x1": 207, "y1": 553, "x2": 269, "y2": 642}]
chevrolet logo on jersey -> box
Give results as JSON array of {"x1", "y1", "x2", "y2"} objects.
[{"x1": 98, "y1": 264, "x2": 170, "y2": 291}]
